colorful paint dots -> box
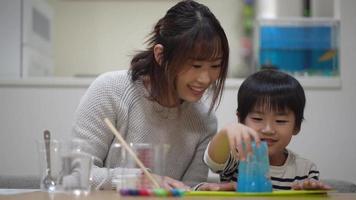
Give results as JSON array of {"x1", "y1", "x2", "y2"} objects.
[{"x1": 119, "y1": 188, "x2": 185, "y2": 197}]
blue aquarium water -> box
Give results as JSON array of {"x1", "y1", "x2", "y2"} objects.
[
  {"x1": 259, "y1": 24, "x2": 339, "y2": 76},
  {"x1": 237, "y1": 141, "x2": 272, "y2": 193}
]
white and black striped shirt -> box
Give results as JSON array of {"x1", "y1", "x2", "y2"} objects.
[{"x1": 204, "y1": 147, "x2": 319, "y2": 190}]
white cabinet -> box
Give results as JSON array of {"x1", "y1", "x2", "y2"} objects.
[
  {"x1": 0, "y1": 0, "x2": 53, "y2": 78},
  {"x1": 0, "y1": 0, "x2": 21, "y2": 78}
]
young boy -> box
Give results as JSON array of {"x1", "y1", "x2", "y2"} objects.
[{"x1": 199, "y1": 69, "x2": 331, "y2": 191}]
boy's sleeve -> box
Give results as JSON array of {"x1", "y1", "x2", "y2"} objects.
[
  {"x1": 203, "y1": 143, "x2": 239, "y2": 182},
  {"x1": 308, "y1": 162, "x2": 320, "y2": 180},
  {"x1": 203, "y1": 142, "x2": 227, "y2": 173}
]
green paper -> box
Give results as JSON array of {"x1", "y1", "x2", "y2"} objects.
[{"x1": 185, "y1": 190, "x2": 328, "y2": 197}]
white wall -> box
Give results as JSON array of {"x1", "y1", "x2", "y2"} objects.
[
  {"x1": 0, "y1": 0, "x2": 356, "y2": 184},
  {"x1": 0, "y1": 85, "x2": 86, "y2": 176},
  {"x1": 53, "y1": 0, "x2": 242, "y2": 77}
]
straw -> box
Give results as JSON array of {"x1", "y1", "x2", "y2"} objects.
[{"x1": 104, "y1": 118, "x2": 161, "y2": 189}]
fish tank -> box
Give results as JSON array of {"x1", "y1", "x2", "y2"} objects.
[{"x1": 255, "y1": 18, "x2": 340, "y2": 77}]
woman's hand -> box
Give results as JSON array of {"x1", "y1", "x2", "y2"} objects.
[
  {"x1": 291, "y1": 179, "x2": 332, "y2": 190},
  {"x1": 157, "y1": 175, "x2": 191, "y2": 190},
  {"x1": 132, "y1": 172, "x2": 191, "y2": 190},
  {"x1": 138, "y1": 172, "x2": 191, "y2": 190},
  {"x1": 196, "y1": 182, "x2": 236, "y2": 191}
]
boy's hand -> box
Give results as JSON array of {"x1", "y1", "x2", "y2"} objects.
[
  {"x1": 196, "y1": 182, "x2": 236, "y2": 191},
  {"x1": 224, "y1": 122, "x2": 260, "y2": 161},
  {"x1": 208, "y1": 122, "x2": 260, "y2": 165},
  {"x1": 291, "y1": 179, "x2": 332, "y2": 190}
]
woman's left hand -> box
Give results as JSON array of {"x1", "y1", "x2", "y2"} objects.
[
  {"x1": 291, "y1": 179, "x2": 332, "y2": 190},
  {"x1": 160, "y1": 175, "x2": 191, "y2": 190}
]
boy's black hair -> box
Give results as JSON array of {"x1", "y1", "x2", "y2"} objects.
[{"x1": 237, "y1": 69, "x2": 306, "y2": 130}]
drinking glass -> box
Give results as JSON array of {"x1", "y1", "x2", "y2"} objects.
[
  {"x1": 106, "y1": 142, "x2": 170, "y2": 191},
  {"x1": 57, "y1": 139, "x2": 93, "y2": 194},
  {"x1": 37, "y1": 139, "x2": 93, "y2": 194}
]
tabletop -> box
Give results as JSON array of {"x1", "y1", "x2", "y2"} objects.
[{"x1": 1, "y1": 190, "x2": 356, "y2": 200}]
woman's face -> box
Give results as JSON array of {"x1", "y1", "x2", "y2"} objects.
[{"x1": 175, "y1": 57, "x2": 222, "y2": 102}]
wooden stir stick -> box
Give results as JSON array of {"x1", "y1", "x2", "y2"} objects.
[{"x1": 104, "y1": 118, "x2": 161, "y2": 189}]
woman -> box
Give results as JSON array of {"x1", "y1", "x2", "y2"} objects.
[{"x1": 72, "y1": 0, "x2": 229, "y2": 189}]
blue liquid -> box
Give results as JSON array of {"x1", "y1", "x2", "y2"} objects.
[{"x1": 237, "y1": 142, "x2": 272, "y2": 193}]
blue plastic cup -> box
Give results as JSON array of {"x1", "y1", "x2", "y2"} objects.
[{"x1": 237, "y1": 141, "x2": 272, "y2": 192}]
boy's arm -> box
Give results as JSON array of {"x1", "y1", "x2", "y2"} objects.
[
  {"x1": 199, "y1": 145, "x2": 238, "y2": 191},
  {"x1": 208, "y1": 128, "x2": 230, "y2": 164}
]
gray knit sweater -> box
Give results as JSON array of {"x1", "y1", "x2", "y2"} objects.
[{"x1": 72, "y1": 70, "x2": 217, "y2": 188}]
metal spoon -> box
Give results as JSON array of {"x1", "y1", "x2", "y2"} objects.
[{"x1": 42, "y1": 130, "x2": 56, "y2": 191}]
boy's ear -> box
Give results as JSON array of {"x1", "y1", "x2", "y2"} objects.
[
  {"x1": 293, "y1": 127, "x2": 300, "y2": 135},
  {"x1": 236, "y1": 112, "x2": 242, "y2": 123},
  {"x1": 153, "y1": 44, "x2": 164, "y2": 65}
]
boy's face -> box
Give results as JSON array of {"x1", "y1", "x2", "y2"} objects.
[{"x1": 244, "y1": 106, "x2": 299, "y2": 166}]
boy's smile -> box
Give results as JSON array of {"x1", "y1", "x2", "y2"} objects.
[
  {"x1": 260, "y1": 138, "x2": 278, "y2": 147},
  {"x1": 244, "y1": 107, "x2": 299, "y2": 166}
]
